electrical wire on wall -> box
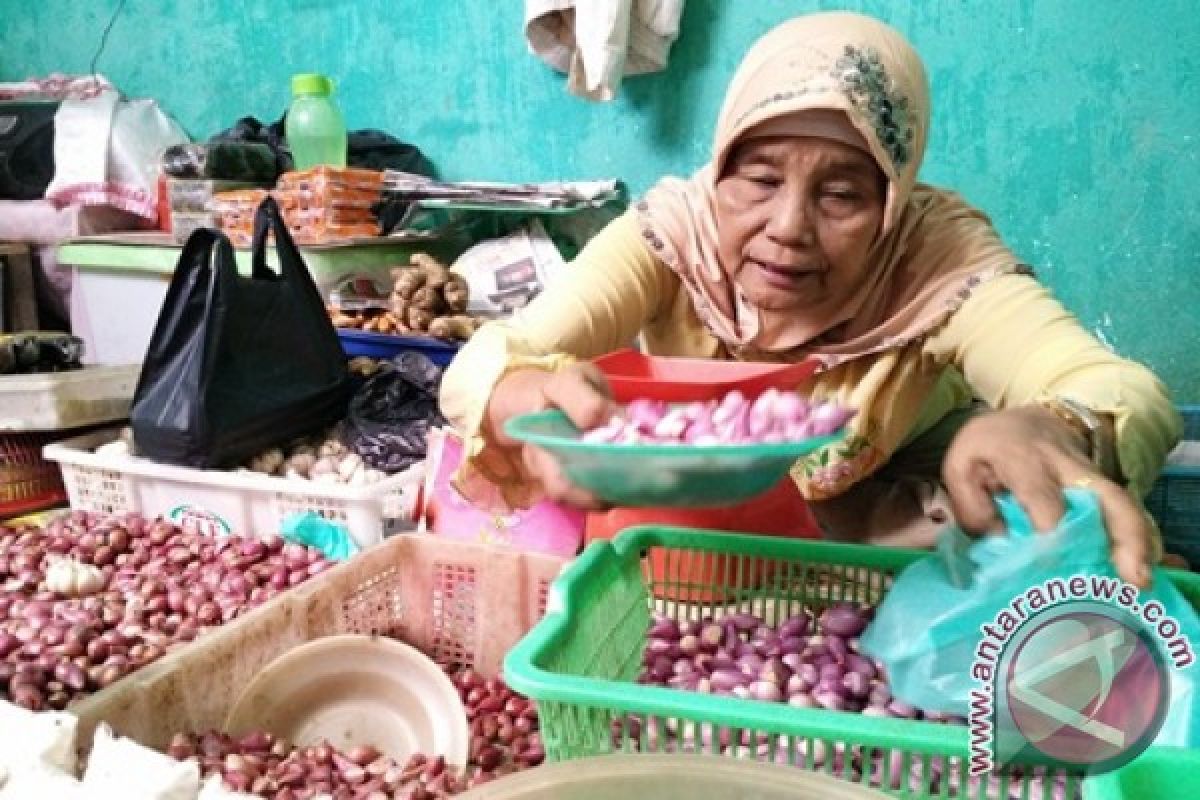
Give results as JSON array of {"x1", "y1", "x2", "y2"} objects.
[{"x1": 88, "y1": 0, "x2": 128, "y2": 88}]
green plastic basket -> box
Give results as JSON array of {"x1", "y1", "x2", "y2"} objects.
[
  {"x1": 1082, "y1": 746, "x2": 1200, "y2": 799},
  {"x1": 504, "y1": 526, "x2": 1200, "y2": 799}
]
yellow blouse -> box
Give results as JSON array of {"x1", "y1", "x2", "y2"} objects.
[{"x1": 440, "y1": 210, "x2": 1181, "y2": 508}]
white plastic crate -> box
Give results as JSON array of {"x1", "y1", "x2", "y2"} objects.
[
  {"x1": 43, "y1": 428, "x2": 424, "y2": 548},
  {"x1": 0, "y1": 365, "x2": 140, "y2": 431}
]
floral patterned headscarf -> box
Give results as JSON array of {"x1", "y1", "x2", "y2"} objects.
[{"x1": 636, "y1": 11, "x2": 1021, "y2": 366}]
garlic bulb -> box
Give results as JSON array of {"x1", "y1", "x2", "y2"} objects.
[{"x1": 44, "y1": 557, "x2": 105, "y2": 597}]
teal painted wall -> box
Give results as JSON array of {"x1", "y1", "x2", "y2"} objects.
[{"x1": 4, "y1": 0, "x2": 1198, "y2": 399}]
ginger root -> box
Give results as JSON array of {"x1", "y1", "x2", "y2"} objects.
[
  {"x1": 407, "y1": 306, "x2": 435, "y2": 332},
  {"x1": 410, "y1": 286, "x2": 446, "y2": 313},
  {"x1": 442, "y1": 274, "x2": 469, "y2": 313},
  {"x1": 428, "y1": 314, "x2": 485, "y2": 341},
  {"x1": 391, "y1": 268, "x2": 426, "y2": 300},
  {"x1": 388, "y1": 253, "x2": 474, "y2": 335},
  {"x1": 410, "y1": 252, "x2": 452, "y2": 289}
]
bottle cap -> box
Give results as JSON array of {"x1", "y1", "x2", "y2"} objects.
[{"x1": 291, "y1": 73, "x2": 334, "y2": 97}]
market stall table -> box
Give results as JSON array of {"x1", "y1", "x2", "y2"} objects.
[{"x1": 57, "y1": 232, "x2": 463, "y2": 365}]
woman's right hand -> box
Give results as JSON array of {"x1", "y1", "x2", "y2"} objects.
[{"x1": 486, "y1": 363, "x2": 619, "y2": 509}]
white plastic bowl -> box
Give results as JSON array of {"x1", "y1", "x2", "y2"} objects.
[{"x1": 224, "y1": 634, "x2": 469, "y2": 771}]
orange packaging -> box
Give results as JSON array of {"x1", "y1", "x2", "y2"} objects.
[
  {"x1": 208, "y1": 188, "x2": 269, "y2": 212},
  {"x1": 277, "y1": 166, "x2": 384, "y2": 192},
  {"x1": 275, "y1": 185, "x2": 380, "y2": 211},
  {"x1": 289, "y1": 221, "x2": 380, "y2": 245},
  {"x1": 282, "y1": 206, "x2": 377, "y2": 227}
]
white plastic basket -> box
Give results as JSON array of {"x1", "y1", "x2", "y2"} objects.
[
  {"x1": 0, "y1": 365, "x2": 140, "y2": 431},
  {"x1": 43, "y1": 428, "x2": 424, "y2": 548}
]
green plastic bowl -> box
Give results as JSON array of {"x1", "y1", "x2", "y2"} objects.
[{"x1": 504, "y1": 409, "x2": 842, "y2": 507}]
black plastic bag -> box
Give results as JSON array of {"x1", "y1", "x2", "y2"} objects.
[
  {"x1": 341, "y1": 352, "x2": 447, "y2": 473},
  {"x1": 210, "y1": 116, "x2": 292, "y2": 178},
  {"x1": 348, "y1": 129, "x2": 435, "y2": 176},
  {"x1": 161, "y1": 140, "x2": 281, "y2": 183},
  {"x1": 131, "y1": 197, "x2": 351, "y2": 469},
  {"x1": 208, "y1": 116, "x2": 436, "y2": 179}
]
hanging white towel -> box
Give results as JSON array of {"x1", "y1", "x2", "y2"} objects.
[{"x1": 525, "y1": 0, "x2": 685, "y2": 102}]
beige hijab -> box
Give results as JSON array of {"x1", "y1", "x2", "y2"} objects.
[{"x1": 635, "y1": 11, "x2": 1022, "y2": 366}]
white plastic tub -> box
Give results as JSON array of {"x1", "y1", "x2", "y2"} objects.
[
  {"x1": 0, "y1": 365, "x2": 139, "y2": 431},
  {"x1": 43, "y1": 428, "x2": 423, "y2": 548},
  {"x1": 456, "y1": 755, "x2": 893, "y2": 799},
  {"x1": 60, "y1": 235, "x2": 465, "y2": 366}
]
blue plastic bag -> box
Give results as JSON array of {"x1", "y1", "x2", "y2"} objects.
[
  {"x1": 280, "y1": 512, "x2": 360, "y2": 561},
  {"x1": 859, "y1": 489, "x2": 1200, "y2": 750}
]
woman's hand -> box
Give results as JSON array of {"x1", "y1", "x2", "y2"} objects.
[
  {"x1": 942, "y1": 406, "x2": 1155, "y2": 588},
  {"x1": 487, "y1": 363, "x2": 619, "y2": 510}
]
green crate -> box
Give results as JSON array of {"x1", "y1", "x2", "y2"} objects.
[
  {"x1": 504, "y1": 525, "x2": 1200, "y2": 799},
  {"x1": 1082, "y1": 747, "x2": 1200, "y2": 799}
]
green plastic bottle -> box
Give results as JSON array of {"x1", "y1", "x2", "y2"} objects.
[{"x1": 286, "y1": 73, "x2": 347, "y2": 170}]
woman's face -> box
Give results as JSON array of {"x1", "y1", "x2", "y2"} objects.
[{"x1": 715, "y1": 135, "x2": 887, "y2": 314}]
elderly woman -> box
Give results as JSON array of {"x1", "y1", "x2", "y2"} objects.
[{"x1": 440, "y1": 11, "x2": 1181, "y2": 587}]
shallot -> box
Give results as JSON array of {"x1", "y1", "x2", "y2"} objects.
[{"x1": 582, "y1": 389, "x2": 854, "y2": 445}]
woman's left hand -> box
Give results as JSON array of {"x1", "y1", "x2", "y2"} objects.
[{"x1": 942, "y1": 406, "x2": 1155, "y2": 588}]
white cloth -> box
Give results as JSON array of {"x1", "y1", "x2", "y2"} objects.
[
  {"x1": 81, "y1": 724, "x2": 200, "y2": 800},
  {"x1": 45, "y1": 89, "x2": 187, "y2": 220},
  {"x1": 525, "y1": 0, "x2": 685, "y2": 101}
]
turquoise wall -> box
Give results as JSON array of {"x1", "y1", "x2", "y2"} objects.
[{"x1": 5, "y1": 0, "x2": 1198, "y2": 399}]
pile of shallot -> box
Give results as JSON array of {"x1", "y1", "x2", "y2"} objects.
[
  {"x1": 630, "y1": 606, "x2": 1071, "y2": 798},
  {"x1": 637, "y1": 604, "x2": 940, "y2": 718},
  {"x1": 169, "y1": 668, "x2": 542, "y2": 799},
  {"x1": 0, "y1": 511, "x2": 332, "y2": 711},
  {"x1": 582, "y1": 390, "x2": 854, "y2": 446}
]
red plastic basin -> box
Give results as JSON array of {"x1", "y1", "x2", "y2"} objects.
[
  {"x1": 593, "y1": 349, "x2": 820, "y2": 403},
  {"x1": 585, "y1": 477, "x2": 822, "y2": 596}
]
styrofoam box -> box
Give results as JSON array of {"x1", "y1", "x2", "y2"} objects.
[
  {"x1": 43, "y1": 428, "x2": 424, "y2": 549},
  {"x1": 0, "y1": 365, "x2": 140, "y2": 431}
]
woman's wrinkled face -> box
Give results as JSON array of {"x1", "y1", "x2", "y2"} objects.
[{"x1": 715, "y1": 135, "x2": 887, "y2": 313}]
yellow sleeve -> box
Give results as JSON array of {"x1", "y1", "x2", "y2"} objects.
[
  {"x1": 924, "y1": 272, "x2": 1183, "y2": 497},
  {"x1": 438, "y1": 209, "x2": 673, "y2": 506}
]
